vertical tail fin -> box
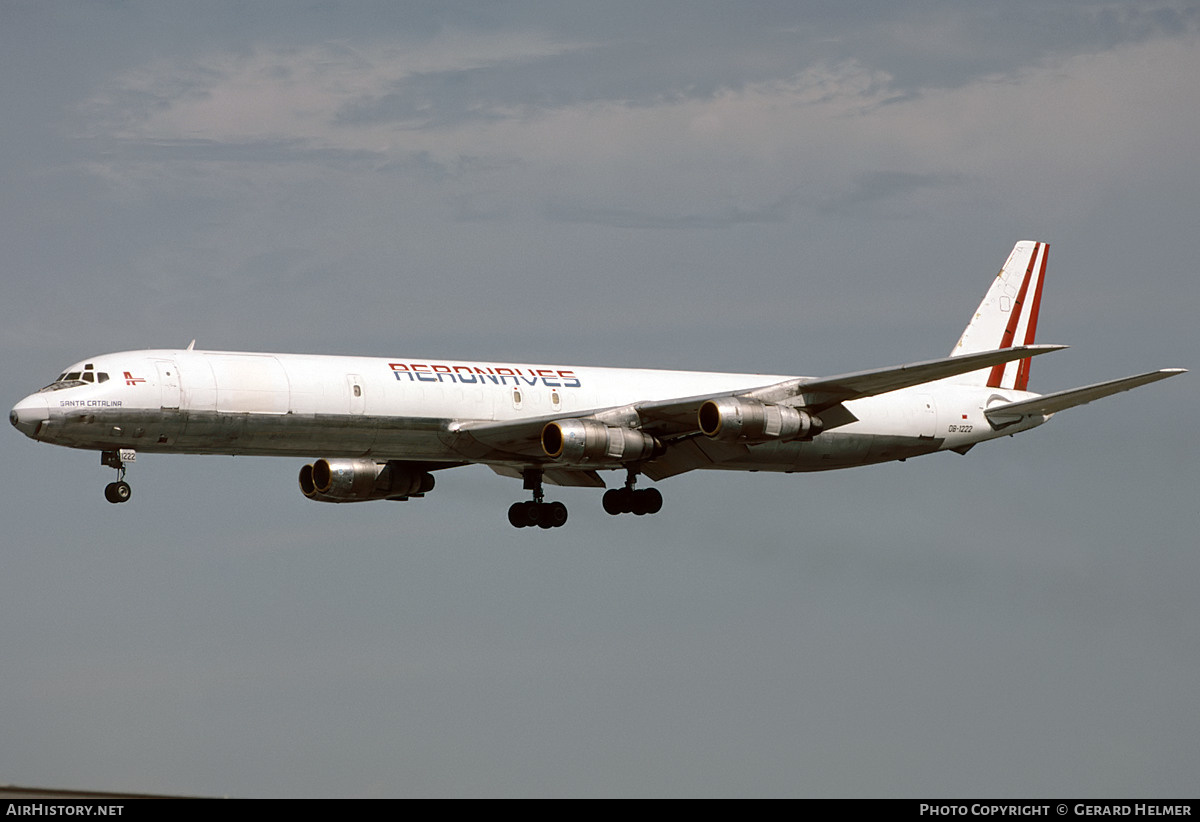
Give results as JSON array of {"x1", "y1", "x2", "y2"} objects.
[{"x1": 950, "y1": 240, "x2": 1048, "y2": 389}]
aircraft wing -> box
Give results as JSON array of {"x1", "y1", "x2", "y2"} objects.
[
  {"x1": 765, "y1": 344, "x2": 1067, "y2": 412},
  {"x1": 451, "y1": 345, "x2": 1068, "y2": 472},
  {"x1": 623, "y1": 344, "x2": 1067, "y2": 431},
  {"x1": 984, "y1": 368, "x2": 1186, "y2": 425}
]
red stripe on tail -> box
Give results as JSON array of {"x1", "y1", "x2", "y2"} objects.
[
  {"x1": 986, "y1": 242, "x2": 1041, "y2": 388},
  {"x1": 1014, "y1": 244, "x2": 1048, "y2": 391}
]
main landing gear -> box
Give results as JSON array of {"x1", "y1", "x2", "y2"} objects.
[
  {"x1": 507, "y1": 468, "x2": 665, "y2": 528},
  {"x1": 602, "y1": 469, "x2": 663, "y2": 517},
  {"x1": 101, "y1": 450, "x2": 132, "y2": 504},
  {"x1": 508, "y1": 468, "x2": 569, "y2": 529}
]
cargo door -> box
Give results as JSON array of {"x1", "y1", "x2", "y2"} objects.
[
  {"x1": 915, "y1": 393, "x2": 937, "y2": 439},
  {"x1": 155, "y1": 360, "x2": 180, "y2": 410}
]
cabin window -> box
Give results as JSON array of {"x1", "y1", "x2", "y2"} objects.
[{"x1": 353, "y1": 385, "x2": 362, "y2": 397}]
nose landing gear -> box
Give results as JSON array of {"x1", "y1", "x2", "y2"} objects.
[{"x1": 101, "y1": 450, "x2": 133, "y2": 504}]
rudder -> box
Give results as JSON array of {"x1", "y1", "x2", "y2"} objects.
[{"x1": 949, "y1": 240, "x2": 1048, "y2": 390}]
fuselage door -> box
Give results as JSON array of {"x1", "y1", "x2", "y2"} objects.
[{"x1": 155, "y1": 360, "x2": 181, "y2": 410}]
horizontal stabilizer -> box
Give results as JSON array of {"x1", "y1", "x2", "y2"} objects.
[{"x1": 984, "y1": 369, "x2": 1186, "y2": 424}]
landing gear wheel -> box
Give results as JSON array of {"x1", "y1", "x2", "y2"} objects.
[
  {"x1": 508, "y1": 501, "x2": 537, "y2": 528},
  {"x1": 632, "y1": 491, "x2": 650, "y2": 515},
  {"x1": 104, "y1": 481, "x2": 131, "y2": 504},
  {"x1": 602, "y1": 486, "x2": 661, "y2": 516},
  {"x1": 642, "y1": 487, "x2": 663, "y2": 515},
  {"x1": 521, "y1": 500, "x2": 540, "y2": 527},
  {"x1": 544, "y1": 501, "x2": 568, "y2": 528},
  {"x1": 508, "y1": 502, "x2": 525, "y2": 527},
  {"x1": 101, "y1": 451, "x2": 133, "y2": 504},
  {"x1": 602, "y1": 488, "x2": 625, "y2": 515},
  {"x1": 508, "y1": 469, "x2": 569, "y2": 529},
  {"x1": 508, "y1": 500, "x2": 568, "y2": 529}
]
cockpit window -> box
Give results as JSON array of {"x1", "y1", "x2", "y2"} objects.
[
  {"x1": 40, "y1": 379, "x2": 85, "y2": 392},
  {"x1": 39, "y1": 367, "x2": 108, "y2": 392}
]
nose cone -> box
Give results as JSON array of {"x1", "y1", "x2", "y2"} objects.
[{"x1": 10, "y1": 394, "x2": 49, "y2": 439}]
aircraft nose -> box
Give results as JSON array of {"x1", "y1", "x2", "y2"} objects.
[{"x1": 10, "y1": 394, "x2": 50, "y2": 439}]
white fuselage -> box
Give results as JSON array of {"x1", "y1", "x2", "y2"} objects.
[{"x1": 11, "y1": 348, "x2": 1044, "y2": 474}]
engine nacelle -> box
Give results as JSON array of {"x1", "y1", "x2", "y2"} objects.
[
  {"x1": 299, "y1": 459, "x2": 435, "y2": 502},
  {"x1": 697, "y1": 398, "x2": 821, "y2": 443},
  {"x1": 541, "y1": 419, "x2": 661, "y2": 465}
]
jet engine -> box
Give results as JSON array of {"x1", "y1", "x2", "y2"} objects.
[
  {"x1": 299, "y1": 458, "x2": 435, "y2": 502},
  {"x1": 541, "y1": 419, "x2": 661, "y2": 465},
  {"x1": 698, "y1": 398, "x2": 821, "y2": 443}
]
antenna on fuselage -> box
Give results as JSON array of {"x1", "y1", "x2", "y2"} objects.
[{"x1": 186, "y1": 339, "x2": 196, "y2": 351}]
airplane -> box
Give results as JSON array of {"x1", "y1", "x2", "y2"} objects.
[{"x1": 9, "y1": 241, "x2": 1185, "y2": 529}]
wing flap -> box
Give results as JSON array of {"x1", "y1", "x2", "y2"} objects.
[
  {"x1": 641, "y1": 438, "x2": 752, "y2": 481},
  {"x1": 984, "y1": 369, "x2": 1186, "y2": 424},
  {"x1": 487, "y1": 464, "x2": 607, "y2": 488},
  {"x1": 544, "y1": 467, "x2": 607, "y2": 488}
]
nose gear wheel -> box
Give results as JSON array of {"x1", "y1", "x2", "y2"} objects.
[{"x1": 101, "y1": 450, "x2": 133, "y2": 504}]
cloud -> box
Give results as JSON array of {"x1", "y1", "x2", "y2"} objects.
[
  {"x1": 79, "y1": 29, "x2": 1200, "y2": 229},
  {"x1": 821, "y1": 171, "x2": 967, "y2": 218},
  {"x1": 546, "y1": 196, "x2": 796, "y2": 230},
  {"x1": 46, "y1": 21, "x2": 1200, "y2": 354},
  {"x1": 83, "y1": 34, "x2": 592, "y2": 146}
]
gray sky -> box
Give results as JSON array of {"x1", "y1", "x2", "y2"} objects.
[{"x1": 2, "y1": 1, "x2": 1197, "y2": 797}]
